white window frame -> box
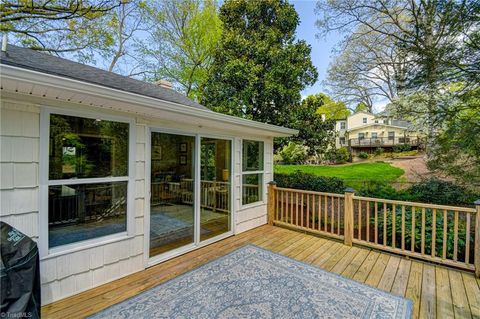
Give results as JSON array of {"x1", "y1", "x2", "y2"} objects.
[
  {"x1": 340, "y1": 122, "x2": 346, "y2": 130},
  {"x1": 39, "y1": 106, "x2": 136, "y2": 258},
  {"x1": 240, "y1": 139, "x2": 266, "y2": 208},
  {"x1": 363, "y1": 117, "x2": 367, "y2": 124}
]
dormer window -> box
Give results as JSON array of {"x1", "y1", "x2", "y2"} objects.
[{"x1": 363, "y1": 117, "x2": 367, "y2": 124}]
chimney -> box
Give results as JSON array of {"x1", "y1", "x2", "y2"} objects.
[{"x1": 155, "y1": 79, "x2": 173, "y2": 90}]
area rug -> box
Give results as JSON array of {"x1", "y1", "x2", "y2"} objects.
[{"x1": 89, "y1": 245, "x2": 412, "y2": 319}]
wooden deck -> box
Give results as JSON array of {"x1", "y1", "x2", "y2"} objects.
[{"x1": 42, "y1": 225, "x2": 480, "y2": 319}]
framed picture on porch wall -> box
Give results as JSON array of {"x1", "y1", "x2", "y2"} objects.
[{"x1": 180, "y1": 143, "x2": 187, "y2": 153}]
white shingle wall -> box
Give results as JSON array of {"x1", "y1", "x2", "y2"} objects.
[
  {"x1": 0, "y1": 101, "x2": 40, "y2": 240},
  {"x1": 1, "y1": 97, "x2": 274, "y2": 304},
  {"x1": 234, "y1": 137, "x2": 273, "y2": 234},
  {"x1": 0, "y1": 100, "x2": 146, "y2": 305}
]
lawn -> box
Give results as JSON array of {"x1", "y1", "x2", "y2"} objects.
[{"x1": 274, "y1": 162, "x2": 405, "y2": 185}]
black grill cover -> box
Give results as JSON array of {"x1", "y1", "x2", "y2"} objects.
[{"x1": 0, "y1": 222, "x2": 41, "y2": 318}]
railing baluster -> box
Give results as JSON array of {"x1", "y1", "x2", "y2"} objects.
[
  {"x1": 300, "y1": 193, "x2": 304, "y2": 227},
  {"x1": 281, "y1": 190, "x2": 284, "y2": 222},
  {"x1": 465, "y1": 212, "x2": 470, "y2": 264},
  {"x1": 306, "y1": 194, "x2": 310, "y2": 228},
  {"x1": 375, "y1": 202, "x2": 378, "y2": 244},
  {"x1": 337, "y1": 197, "x2": 341, "y2": 235},
  {"x1": 411, "y1": 207, "x2": 416, "y2": 252},
  {"x1": 366, "y1": 201, "x2": 370, "y2": 242},
  {"x1": 432, "y1": 209, "x2": 436, "y2": 258},
  {"x1": 443, "y1": 209, "x2": 447, "y2": 259},
  {"x1": 392, "y1": 204, "x2": 396, "y2": 248},
  {"x1": 421, "y1": 208, "x2": 426, "y2": 255},
  {"x1": 401, "y1": 205, "x2": 405, "y2": 250},
  {"x1": 454, "y1": 210, "x2": 459, "y2": 261},
  {"x1": 295, "y1": 192, "x2": 299, "y2": 226},
  {"x1": 359, "y1": 200, "x2": 362, "y2": 240},
  {"x1": 324, "y1": 195, "x2": 327, "y2": 232},
  {"x1": 383, "y1": 202, "x2": 387, "y2": 245},
  {"x1": 331, "y1": 196, "x2": 334, "y2": 234},
  {"x1": 318, "y1": 194, "x2": 321, "y2": 231}
]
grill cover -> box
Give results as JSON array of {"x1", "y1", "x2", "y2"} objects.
[{"x1": 0, "y1": 222, "x2": 41, "y2": 318}]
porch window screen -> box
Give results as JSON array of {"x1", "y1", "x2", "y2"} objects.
[
  {"x1": 47, "y1": 113, "x2": 130, "y2": 248},
  {"x1": 241, "y1": 140, "x2": 264, "y2": 205}
]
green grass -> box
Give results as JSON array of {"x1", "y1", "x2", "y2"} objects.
[{"x1": 274, "y1": 162, "x2": 405, "y2": 187}]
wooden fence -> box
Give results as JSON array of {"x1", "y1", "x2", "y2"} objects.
[{"x1": 267, "y1": 183, "x2": 480, "y2": 277}]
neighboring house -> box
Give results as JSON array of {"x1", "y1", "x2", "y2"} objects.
[
  {"x1": 335, "y1": 111, "x2": 421, "y2": 152},
  {"x1": 0, "y1": 45, "x2": 296, "y2": 304}
]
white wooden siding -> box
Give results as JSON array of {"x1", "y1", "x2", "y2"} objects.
[{"x1": 0, "y1": 96, "x2": 273, "y2": 305}]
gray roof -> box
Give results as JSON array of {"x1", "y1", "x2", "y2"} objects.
[{"x1": 0, "y1": 44, "x2": 210, "y2": 111}]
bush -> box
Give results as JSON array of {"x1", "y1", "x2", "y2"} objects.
[
  {"x1": 374, "y1": 147, "x2": 384, "y2": 156},
  {"x1": 407, "y1": 179, "x2": 477, "y2": 206},
  {"x1": 393, "y1": 143, "x2": 412, "y2": 153},
  {"x1": 274, "y1": 171, "x2": 346, "y2": 193},
  {"x1": 278, "y1": 142, "x2": 308, "y2": 164},
  {"x1": 358, "y1": 152, "x2": 369, "y2": 159},
  {"x1": 326, "y1": 147, "x2": 350, "y2": 163},
  {"x1": 273, "y1": 153, "x2": 283, "y2": 163}
]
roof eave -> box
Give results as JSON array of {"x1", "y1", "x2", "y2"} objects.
[{"x1": 0, "y1": 64, "x2": 298, "y2": 137}]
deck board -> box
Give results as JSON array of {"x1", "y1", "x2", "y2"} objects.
[{"x1": 42, "y1": 225, "x2": 479, "y2": 319}]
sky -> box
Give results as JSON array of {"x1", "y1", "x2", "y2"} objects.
[{"x1": 290, "y1": 0, "x2": 342, "y2": 98}]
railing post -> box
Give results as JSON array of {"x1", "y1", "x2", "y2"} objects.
[
  {"x1": 344, "y1": 188, "x2": 355, "y2": 246},
  {"x1": 475, "y1": 199, "x2": 480, "y2": 277},
  {"x1": 267, "y1": 182, "x2": 277, "y2": 226}
]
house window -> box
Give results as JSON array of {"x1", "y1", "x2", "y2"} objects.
[
  {"x1": 371, "y1": 132, "x2": 378, "y2": 139},
  {"x1": 340, "y1": 122, "x2": 346, "y2": 129},
  {"x1": 363, "y1": 118, "x2": 367, "y2": 124},
  {"x1": 46, "y1": 113, "x2": 132, "y2": 249},
  {"x1": 388, "y1": 131, "x2": 395, "y2": 140},
  {"x1": 358, "y1": 133, "x2": 365, "y2": 140},
  {"x1": 375, "y1": 120, "x2": 379, "y2": 123},
  {"x1": 242, "y1": 140, "x2": 264, "y2": 205},
  {"x1": 340, "y1": 137, "x2": 346, "y2": 145}
]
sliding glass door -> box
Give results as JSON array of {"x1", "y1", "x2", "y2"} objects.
[
  {"x1": 200, "y1": 138, "x2": 231, "y2": 241},
  {"x1": 148, "y1": 132, "x2": 232, "y2": 261},
  {"x1": 149, "y1": 132, "x2": 195, "y2": 258}
]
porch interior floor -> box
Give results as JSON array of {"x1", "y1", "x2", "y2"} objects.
[{"x1": 42, "y1": 225, "x2": 480, "y2": 319}]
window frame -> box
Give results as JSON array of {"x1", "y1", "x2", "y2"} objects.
[
  {"x1": 362, "y1": 117, "x2": 367, "y2": 124},
  {"x1": 240, "y1": 139, "x2": 266, "y2": 208},
  {"x1": 39, "y1": 107, "x2": 136, "y2": 258},
  {"x1": 340, "y1": 121, "x2": 346, "y2": 130}
]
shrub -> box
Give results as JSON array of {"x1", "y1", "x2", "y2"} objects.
[
  {"x1": 393, "y1": 143, "x2": 412, "y2": 153},
  {"x1": 407, "y1": 179, "x2": 477, "y2": 206},
  {"x1": 358, "y1": 152, "x2": 369, "y2": 159},
  {"x1": 374, "y1": 147, "x2": 384, "y2": 156},
  {"x1": 273, "y1": 153, "x2": 283, "y2": 163},
  {"x1": 274, "y1": 171, "x2": 346, "y2": 193},
  {"x1": 278, "y1": 142, "x2": 308, "y2": 164},
  {"x1": 326, "y1": 147, "x2": 350, "y2": 163}
]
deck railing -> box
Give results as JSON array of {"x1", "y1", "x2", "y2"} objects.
[{"x1": 267, "y1": 183, "x2": 480, "y2": 277}]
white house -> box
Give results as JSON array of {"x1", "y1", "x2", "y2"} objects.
[
  {"x1": 0, "y1": 45, "x2": 296, "y2": 304},
  {"x1": 335, "y1": 111, "x2": 421, "y2": 151}
]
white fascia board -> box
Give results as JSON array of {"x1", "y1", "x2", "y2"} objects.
[
  {"x1": 0, "y1": 64, "x2": 298, "y2": 137},
  {"x1": 346, "y1": 123, "x2": 408, "y2": 132}
]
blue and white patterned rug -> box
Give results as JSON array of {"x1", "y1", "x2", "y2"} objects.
[{"x1": 90, "y1": 245, "x2": 412, "y2": 319}]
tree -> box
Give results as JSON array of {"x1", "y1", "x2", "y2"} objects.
[
  {"x1": 1, "y1": 0, "x2": 119, "y2": 56},
  {"x1": 292, "y1": 94, "x2": 337, "y2": 158},
  {"x1": 316, "y1": 0, "x2": 479, "y2": 130},
  {"x1": 137, "y1": 0, "x2": 222, "y2": 98},
  {"x1": 99, "y1": 0, "x2": 153, "y2": 74},
  {"x1": 200, "y1": 0, "x2": 317, "y2": 126},
  {"x1": 426, "y1": 88, "x2": 480, "y2": 185},
  {"x1": 315, "y1": 93, "x2": 350, "y2": 120}
]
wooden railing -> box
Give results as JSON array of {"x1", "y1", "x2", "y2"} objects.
[
  {"x1": 348, "y1": 137, "x2": 420, "y2": 147},
  {"x1": 267, "y1": 183, "x2": 480, "y2": 276}
]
